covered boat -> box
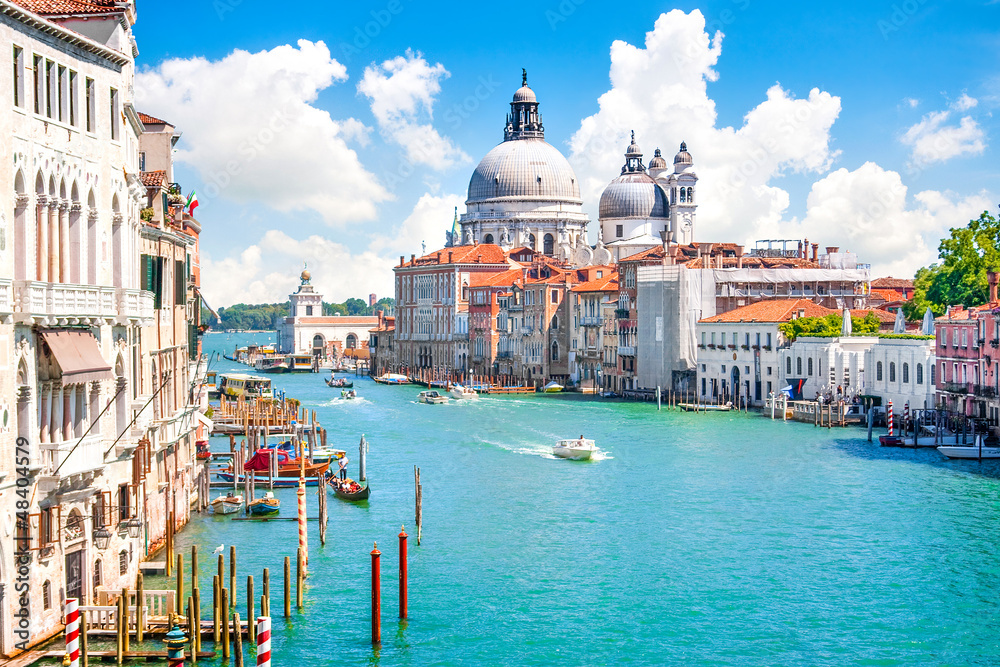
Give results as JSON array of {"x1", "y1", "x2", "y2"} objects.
[
  {"x1": 374, "y1": 373, "x2": 411, "y2": 385},
  {"x1": 242, "y1": 449, "x2": 330, "y2": 478}
]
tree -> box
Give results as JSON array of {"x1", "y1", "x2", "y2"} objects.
[
  {"x1": 908, "y1": 209, "x2": 1000, "y2": 316},
  {"x1": 344, "y1": 298, "x2": 368, "y2": 315},
  {"x1": 778, "y1": 312, "x2": 881, "y2": 341}
]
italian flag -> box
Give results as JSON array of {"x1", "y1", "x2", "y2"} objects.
[{"x1": 187, "y1": 191, "x2": 199, "y2": 215}]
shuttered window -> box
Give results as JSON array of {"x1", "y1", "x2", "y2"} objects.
[
  {"x1": 140, "y1": 254, "x2": 165, "y2": 310},
  {"x1": 175, "y1": 260, "x2": 186, "y2": 305}
]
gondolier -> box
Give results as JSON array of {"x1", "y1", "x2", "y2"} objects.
[{"x1": 339, "y1": 455, "x2": 349, "y2": 480}]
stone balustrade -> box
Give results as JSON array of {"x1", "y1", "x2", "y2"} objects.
[{"x1": 12, "y1": 280, "x2": 154, "y2": 325}]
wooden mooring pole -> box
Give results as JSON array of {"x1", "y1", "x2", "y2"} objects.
[
  {"x1": 247, "y1": 575, "x2": 256, "y2": 641},
  {"x1": 283, "y1": 557, "x2": 291, "y2": 617},
  {"x1": 296, "y1": 547, "x2": 304, "y2": 610},
  {"x1": 221, "y1": 587, "x2": 230, "y2": 659}
]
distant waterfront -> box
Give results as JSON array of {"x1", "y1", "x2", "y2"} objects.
[{"x1": 133, "y1": 332, "x2": 1000, "y2": 665}]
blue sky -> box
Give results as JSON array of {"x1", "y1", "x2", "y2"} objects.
[{"x1": 131, "y1": 1, "x2": 1000, "y2": 306}]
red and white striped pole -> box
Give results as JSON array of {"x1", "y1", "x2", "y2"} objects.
[
  {"x1": 256, "y1": 616, "x2": 271, "y2": 667},
  {"x1": 887, "y1": 399, "x2": 894, "y2": 436},
  {"x1": 297, "y1": 477, "x2": 307, "y2": 570},
  {"x1": 65, "y1": 598, "x2": 80, "y2": 667}
]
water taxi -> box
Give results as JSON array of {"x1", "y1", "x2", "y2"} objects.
[
  {"x1": 217, "y1": 373, "x2": 273, "y2": 400},
  {"x1": 418, "y1": 390, "x2": 448, "y2": 404},
  {"x1": 286, "y1": 354, "x2": 314, "y2": 372},
  {"x1": 553, "y1": 438, "x2": 597, "y2": 460},
  {"x1": 449, "y1": 384, "x2": 479, "y2": 400},
  {"x1": 937, "y1": 436, "x2": 1000, "y2": 459}
]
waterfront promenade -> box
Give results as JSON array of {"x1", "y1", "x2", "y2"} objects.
[{"x1": 113, "y1": 332, "x2": 1000, "y2": 665}]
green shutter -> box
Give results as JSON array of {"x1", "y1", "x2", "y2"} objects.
[
  {"x1": 140, "y1": 254, "x2": 151, "y2": 292},
  {"x1": 175, "y1": 260, "x2": 185, "y2": 305},
  {"x1": 188, "y1": 323, "x2": 198, "y2": 360},
  {"x1": 151, "y1": 257, "x2": 162, "y2": 310}
]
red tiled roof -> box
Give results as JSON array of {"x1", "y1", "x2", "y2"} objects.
[
  {"x1": 140, "y1": 170, "x2": 165, "y2": 188},
  {"x1": 683, "y1": 255, "x2": 821, "y2": 269},
  {"x1": 12, "y1": 0, "x2": 121, "y2": 15},
  {"x1": 871, "y1": 277, "x2": 914, "y2": 289},
  {"x1": 400, "y1": 244, "x2": 513, "y2": 268},
  {"x1": 936, "y1": 303, "x2": 998, "y2": 322},
  {"x1": 469, "y1": 268, "x2": 523, "y2": 288},
  {"x1": 139, "y1": 111, "x2": 171, "y2": 126},
  {"x1": 620, "y1": 246, "x2": 665, "y2": 263},
  {"x1": 572, "y1": 272, "x2": 619, "y2": 293},
  {"x1": 850, "y1": 309, "x2": 897, "y2": 324},
  {"x1": 700, "y1": 299, "x2": 835, "y2": 323}
]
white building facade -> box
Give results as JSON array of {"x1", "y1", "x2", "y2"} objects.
[
  {"x1": 781, "y1": 337, "x2": 878, "y2": 401},
  {"x1": 863, "y1": 338, "x2": 937, "y2": 410},
  {"x1": 276, "y1": 269, "x2": 377, "y2": 359}
]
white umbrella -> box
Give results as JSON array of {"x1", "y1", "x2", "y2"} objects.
[
  {"x1": 922, "y1": 307, "x2": 935, "y2": 336},
  {"x1": 893, "y1": 308, "x2": 906, "y2": 334},
  {"x1": 841, "y1": 308, "x2": 852, "y2": 336}
]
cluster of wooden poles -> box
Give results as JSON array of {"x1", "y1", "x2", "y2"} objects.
[{"x1": 212, "y1": 395, "x2": 303, "y2": 436}]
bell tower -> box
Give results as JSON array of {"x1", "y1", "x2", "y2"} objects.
[
  {"x1": 664, "y1": 142, "x2": 698, "y2": 245},
  {"x1": 290, "y1": 264, "x2": 323, "y2": 318}
]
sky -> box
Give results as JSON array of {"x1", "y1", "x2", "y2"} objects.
[{"x1": 130, "y1": 0, "x2": 1000, "y2": 307}]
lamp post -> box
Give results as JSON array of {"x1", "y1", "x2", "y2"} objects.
[
  {"x1": 93, "y1": 526, "x2": 112, "y2": 550},
  {"x1": 126, "y1": 517, "x2": 143, "y2": 539}
]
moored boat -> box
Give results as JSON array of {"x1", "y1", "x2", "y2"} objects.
[
  {"x1": 248, "y1": 492, "x2": 280, "y2": 515},
  {"x1": 210, "y1": 493, "x2": 244, "y2": 514},
  {"x1": 449, "y1": 384, "x2": 479, "y2": 400},
  {"x1": 552, "y1": 437, "x2": 597, "y2": 460},
  {"x1": 240, "y1": 449, "x2": 331, "y2": 478},
  {"x1": 374, "y1": 373, "x2": 411, "y2": 385},
  {"x1": 542, "y1": 381, "x2": 564, "y2": 393},
  {"x1": 286, "y1": 354, "x2": 314, "y2": 372},
  {"x1": 937, "y1": 436, "x2": 1000, "y2": 459},
  {"x1": 418, "y1": 390, "x2": 448, "y2": 404}
]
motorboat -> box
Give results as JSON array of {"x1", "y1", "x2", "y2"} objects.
[
  {"x1": 449, "y1": 384, "x2": 479, "y2": 400},
  {"x1": 418, "y1": 390, "x2": 448, "y2": 405},
  {"x1": 374, "y1": 373, "x2": 411, "y2": 385},
  {"x1": 248, "y1": 492, "x2": 280, "y2": 516},
  {"x1": 552, "y1": 438, "x2": 597, "y2": 460},
  {"x1": 253, "y1": 356, "x2": 289, "y2": 374},
  {"x1": 937, "y1": 436, "x2": 1000, "y2": 459},
  {"x1": 210, "y1": 493, "x2": 244, "y2": 514},
  {"x1": 542, "y1": 381, "x2": 564, "y2": 393},
  {"x1": 341, "y1": 389, "x2": 358, "y2": 400}
]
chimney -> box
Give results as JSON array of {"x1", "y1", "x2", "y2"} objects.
[
  {"x1": 448, "y1": 251, "x2": 453, "y2": 263},
  {"x1": 436, "y1": 251, "x2": 442, "y2": 263},
  {"x1": 826, "y1": 246, "x2": 839, "y2": 254},
  {"x1": 798, "y1": 241, "x2": 803, "y2": 259},
  {"x1": 410, "y1": 254, "x2": 416, "y2": 264},
  {"x1": 811, "y1": 243, "x2": 819, "y2": 262},
  {"x1": 399, "y1": 255, "x2": 404, "y2": 267},
  {"x1": 989, "y1": 271, "x2": 999, "y2": 303},
  {"x1": 737, "y1": 255, "x2": 743, "y2": 269}
]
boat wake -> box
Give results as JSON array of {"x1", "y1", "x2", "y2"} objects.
[
  {"x1": 325, "y1": 397, "x2": 371, "y2": 407},
  {"x1": 481, "y1": 438, "x2": 612, "y2": 461}
]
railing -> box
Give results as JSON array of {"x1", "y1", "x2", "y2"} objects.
[
  {"x1": 615, "y1": 308, "x2": 630, "y2": 319},
  {"x1": 521, "y1": 326, "x2": 533, "y2": 335},
  {"x1": 974, "y1": 386, "x2": 998, "y2": 398},
  {"x1": 40, "y1": 433, "x2": 105, "y2": 478},
  {"x1": 941, "y1": 382, "x2": 971, "y2": 394},
  {"x1": 451, "y1": 332, "x2": 469, "y2": 340},
  {"x1": 581, "y1": 316, "x2": 602, "y2": 327},
  {"x1": 618, "y1": 345, "x2": 635, "y2": 356},
  {"x1": 13, "y1": 280, "x2": 144, "y2": 322},
  {"x1": 116, "y1": 288, "x2": 155, "y2": 322},
  {"x1": 507, "y1": 304, "x2": 523, "y2": 312},
  {"x1": 497, "y1": 351, "x2": 513, "y2": 359}
]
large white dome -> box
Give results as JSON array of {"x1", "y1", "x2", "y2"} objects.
[{"x1": 466, "y1": 138, "x2": 582, "y2": 205}]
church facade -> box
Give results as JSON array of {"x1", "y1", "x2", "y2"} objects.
[{"x1": 275, "y1": 268, "x2": 378, "y2": 359}]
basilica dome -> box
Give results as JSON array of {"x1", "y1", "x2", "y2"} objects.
[
  {"x1": 466, "y1": 138, "x2": 582, "y2": 205},
  {"x1": 598, "y1": 133, "x2": 669, "y2": 220}
]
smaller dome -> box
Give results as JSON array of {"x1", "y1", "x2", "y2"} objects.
[
  {"x1": 599, "y1": 173, "x2": 670, "y2": 220},
  {"x1": 649, "y1": 148, "x2": 667, "y2": 169},
  {"x1": 674, "y1": 141, "x2": 693, "y2": 166},
  {"x1": 300, "y1": 268, "x2": 311, "y2": 282},
  {"x1": 512, "y1": 85, "x2": 536, "y2": 103}
]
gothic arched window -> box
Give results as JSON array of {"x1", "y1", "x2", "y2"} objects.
[
  {"x1": 877, "y1": 361, "x2": 883, "y2": 381},
  {"x1": 543, "y1": 234, "x2": 554, "y2": 255},
  {"x1": 889, "y1": 362, "x2": 896, "y2": 383},
  {"x1": 902, "y1": 363, "x2": 909, "y2": 383}
]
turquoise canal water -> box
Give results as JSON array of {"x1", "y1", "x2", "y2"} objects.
[{"x1": 164, "y1": 333, "x2": 1000, "y2": 664}]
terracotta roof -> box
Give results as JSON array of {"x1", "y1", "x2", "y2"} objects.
[
  {"x1": 682, "y1": 255, "x2": 821, "y2": 269},
  {"x1": 936, "y1": 303, "x2": 998, "y2": 322},
  {"x1": 850, "y1": 309, "x2": 897, "y2": 324},
  {"x1": 400, "y1": 244, "x2": 514, "y2": 268},
  {"x1": 871, "y1": 277, "x2": 914, "y2": 289},
  {"x1": 140, "y1": 170, "x2": 165, "y2": 188},
  {"x1": 469, "y1": 268, "x2": 523, "y2": 288},
  {"x1": 138, "y1": 111, "x2": 171, "y2": 126},
  {"x1": 620, "y1": 245, "x2": 666, "y2": 263},
  {"x1": 12, "y1": 0, "x2": 121, "y2": 15},
  {"x1": 700, "y1": 299, "x2": 835, "y2": 323},
  {"x1": 572, "y1": 271, "x2": 619, "y2": 293}
]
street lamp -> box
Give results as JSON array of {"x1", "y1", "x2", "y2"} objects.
[
  {"x1": 126, "y1": 516, "x2": 143, "y2": 539},
  {"x1": 93, "y1": 526, "x2": 112, "y2": 550}
]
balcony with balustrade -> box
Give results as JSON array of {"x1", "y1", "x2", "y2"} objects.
[
  {"x1": 618, "y1": 345, "x2": 636, "y2": 356},
  {"x1": 37, "y1": 433, "x2": 106, "y2": 493},
  {"x1": 581, "y1": 316, "x2": 602, "y2": 327},
  {"x1": 521, "y1": 326, "x2": 533, "y2": 336},
  {"x1": 12, "y1": 280, "x2": 155, "y2": 326}
]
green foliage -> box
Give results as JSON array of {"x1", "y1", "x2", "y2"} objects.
[
  {"x1": 908, "y1": 209, "x2": 1000, "y2": 316},
  {"x1": 902, "y1": 266, "x2": 945, "y2": 320},
  {"x1": 779, "y1": 312, "x2": 881, "y2": 341},
  {"x1": 876, "y1": 333, "x2": 935, "y2": 340},
  {"x1": 207, "y1": 296, "x2": 396, "y2": 330}
]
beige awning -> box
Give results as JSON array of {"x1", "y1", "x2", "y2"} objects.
[{"x1": 41, "y1": 330, "x2": 114, "y2": 384}]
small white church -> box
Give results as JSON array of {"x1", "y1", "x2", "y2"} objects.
[{"x1": 275, "y1": 267, "x2": 379, "y2": 359}]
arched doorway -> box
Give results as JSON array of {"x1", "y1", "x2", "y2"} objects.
[
  {"x1": 312, "y1": 334, "x2": 325, "y2": 358},
  {"x1": 731, "y1": 366, "x2": 741, "y2": 404}
]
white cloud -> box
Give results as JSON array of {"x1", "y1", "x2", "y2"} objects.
[
  {"x1": 135, "y1": 40, "x2": 389, "y2": 225},
  {"x1": 784, "y1": 162, "x2": 993, "y2": 277},
  {"x1": 951, "y1": 93, "x2": 978, "y2": 111},
  {"x1": 201, "y1": 192, "x2": 465, "y2": 306},
  {"x1": 901, "y1": 109, "x2": 986, "y2": 168},
  {"x1": 903, "y1": 97, "x2": 920, "y2": 108},
  {"x1": 568, "y1": 9, "x2": 842, "y2": 245},
  {"x1": 358, "y1": 50, "x2": 470, "y2": 170}
]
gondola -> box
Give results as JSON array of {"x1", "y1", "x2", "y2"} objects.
[
  {"x1": 328, "y1": 476, "x2": 371, "y2": 501},
  {"x1": 325, "y1": 378, "x2": 354, "y2": 388}
]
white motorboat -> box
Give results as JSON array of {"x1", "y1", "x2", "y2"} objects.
[
  {"x1": 210, "y1": 493, "x2": 244, "y2": 514},
  {"x1": 418, "y1": 390, "x2": 448, "y2": 404},
  {"x1": 937, "y1": 436, "x2": 1000, "y2": 459},
  {"x1": 552, "y1": 438, "x2": 597, "y2": 460},
  {"x1": 449, "y1": 384, "x2": 479, "y2": 400},
  {"x1": 542, "y1": 381, "x2": 564, "y2": 393}
]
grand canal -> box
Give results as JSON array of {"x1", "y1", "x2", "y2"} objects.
[{"x1": 160, "y1": 333, "x2": 1000, "y2": 664}]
